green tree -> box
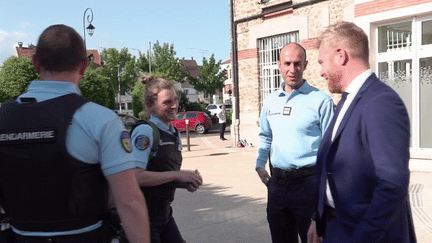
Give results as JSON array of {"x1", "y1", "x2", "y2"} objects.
[
  {"x1": 0, "y1": 89, "x2": 7, "y2": 103},
  {"x1": 0, "y1": 56, "x2": 39, "y2": 102},
  {"x1": 131, "y1": 79, "x2": 146, "y2": 118},
  {"x1": 100, "y1": 48, "x2": 137, "y2": 95},
  {"x1": 152, "y1": 41, "x2": 185, "y2": 80},
  {"x1": 80, "y1": 65, "x2": 115, "y2": 108},
  {"x1": 136, "y1": 51, "x2": 151, "y2": 74},
  {"x1": 189, "y1": 54, "x2": 226, "y2": 103}
]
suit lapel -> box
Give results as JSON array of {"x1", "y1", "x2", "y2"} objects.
[{"x1": 332, "y1": 74, "x2": 378, "y2": 143}]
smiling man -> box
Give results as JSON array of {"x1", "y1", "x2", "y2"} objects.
[
  {"x1": 255, "y1": 42, "x2": 334, "y2": 243},
  {"x1": 308, "y1": 21, "x2": 416, "y2": 243}
]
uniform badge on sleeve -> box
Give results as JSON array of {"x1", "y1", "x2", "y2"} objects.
[
  {"x1": 121, "y1": 131, "x2": 133, "y2": 153},
  {"x1": 135, "y1": 135, "x2": 150, "y2": 151}
]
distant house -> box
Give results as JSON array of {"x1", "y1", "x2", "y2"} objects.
[
  {"x1": 220, "y1": 59, "x2": 233, "y2": 104},
  {"x1": 15, "y1": 42, "x2": 36, "y2": 60},
  {"x1": 178, "y1": 58, "x2": 208, "y2": 103}
]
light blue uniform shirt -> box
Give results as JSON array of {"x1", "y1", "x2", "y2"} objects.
[
  {"x1": 13, "y1": 81, "x2": 142, "y2": 236},
  {"x1": 131, "y1": 115, "x2": 182, "y2": 169},
  {"x1": 256, "y1": 81, "x2": 334, "y2": 170}
]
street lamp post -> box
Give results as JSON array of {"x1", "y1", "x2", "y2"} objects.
[
  {"x1": 83, "y1": 8, "x2": 95, "y2": 48},
  {"x1": 118, "y1": 64, "x2": 122, "y2": 113}
]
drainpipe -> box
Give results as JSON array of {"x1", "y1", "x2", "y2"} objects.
[{"x1": 230, "y1": 0, "x2": 328, "y2": 145}]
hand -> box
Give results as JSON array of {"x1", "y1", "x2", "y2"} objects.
[
  {"x1": 186, "y1": 170, "x2": 202, "y2": 192},
  {"x1": 186, "y1": 182, "x2": 199, "y2": 192},
  {"x1": 175, "y1": 170, "x2": 203, "y2": 189},
  {"x1": 307, "y1": 220, "x2": 323, "y2": 243},
  {"x1": 256, "y1": 167, "x2": 270, "y2": 185}
]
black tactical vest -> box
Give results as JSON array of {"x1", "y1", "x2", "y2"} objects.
[
  {"x1": 0, "y1": 94, "x2": 108, "y2": 232},
  {"x1": 140, "y1": 127, "x2": 182, "y2": 217}
]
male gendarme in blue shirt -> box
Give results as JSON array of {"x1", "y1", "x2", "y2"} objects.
[{"x1": 255, "y1": 42, "x2": 334, "y2": 243}]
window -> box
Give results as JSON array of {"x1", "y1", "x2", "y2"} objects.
[
  {"x1": 258, "y1": 32, "x2": 299, "y2": 107},
  {"x1": 377, "y1": 17, "x2": 432, "y2": 150},
  {"x1": 378, "y1": 22, "x2": 412, "y2": 53},
  {"x1": 176, "y1": 113, "x2": 185, "y2": 120},
  {"x1": 185, "y1": 113, "x2": 198, "y2": 119}
]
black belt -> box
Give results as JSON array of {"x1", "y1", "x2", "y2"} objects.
[
  {"x1": 14, "y1": 227, "x2": 102, "y2": 243},
  {"x1": 272, "y1": 165, "x2": 316, "y2": 180}
]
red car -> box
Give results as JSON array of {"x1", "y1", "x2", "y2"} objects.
[{"x1": 172, "y1": 111, "x2": 212, "y2": 134}]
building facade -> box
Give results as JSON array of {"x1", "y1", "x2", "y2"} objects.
[
  {"x1": 232, "y1": 0, "x2": 432, "y2": 159},
  {"x1": 355, "y1": 0, "x2": 432, "y2": 158},
  {"x1": 221, "y1": 59, "x2": 234, "y2": 104},
  {"x1": 232, "y1": 0, "x2": 353, "y2": 145}
]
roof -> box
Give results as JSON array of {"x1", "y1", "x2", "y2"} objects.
[
  {"x1": 15, "y1": 45, "x2": 101, "y2": 65},
  {"x1": 221, "y1": 59, "x2": 232, "y2": 64},
  {"x1": 179, "y1": 59, "x2": 200, "y2": 78},
  {"x1": 86, "y1": 49, "x2": 101, "y2": 65}
]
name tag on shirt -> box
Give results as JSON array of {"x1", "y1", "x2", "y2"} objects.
[{"x1": 283, "y1": 107, "x2": 292, "y2": 115}]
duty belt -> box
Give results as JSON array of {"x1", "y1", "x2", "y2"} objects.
[{"x1": 272, "y1": 165, "x2": 316, "y2": 180}]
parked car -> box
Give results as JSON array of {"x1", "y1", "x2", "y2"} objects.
[
  {"x1": 172, "y1": 111, "x2": 212, "y2": 134},
  {"x1": 117, "y1": 113, "x2": 140, "y2": 132},
  {"x1": 206, "y1": 104, "x2": 232, "y2": 116}
]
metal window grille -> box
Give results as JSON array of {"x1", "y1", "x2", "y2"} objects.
[
  {"x1": 258, "y1": 32, "x2": 299, "y2": 107},
  {"x1": 387, "y1": 29, "x2": 412, "y2": 51}
]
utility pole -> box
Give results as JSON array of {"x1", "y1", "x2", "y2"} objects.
[{"x1": 149, "y1": 41, "x2": 152, "y2": 73}]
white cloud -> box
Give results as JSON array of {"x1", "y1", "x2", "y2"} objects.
[
  {"x1": 0, "y1": 29, "x2": 34, "y2": 65},
  {"x1": 20, "y1": 22, "x2": 32, "y2": 29}
]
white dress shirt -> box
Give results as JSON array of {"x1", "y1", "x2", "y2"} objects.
[{"x1": 326, "y1": 69, "x2": 374, "y2": 208}]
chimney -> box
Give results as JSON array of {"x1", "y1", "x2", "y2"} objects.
[{"x1": 18, "y1": 42, "x2": 23, "y2": 48}]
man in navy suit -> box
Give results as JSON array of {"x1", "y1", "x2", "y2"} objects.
[{"x1": 307, "y1": 22, "x2": 416, "y2": 243}]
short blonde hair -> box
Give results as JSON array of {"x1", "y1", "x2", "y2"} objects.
[{"x1": 316, "y1": 21, "x2": 369, "y2": 62}]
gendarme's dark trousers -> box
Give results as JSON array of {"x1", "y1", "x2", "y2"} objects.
[
  {"x1": 266, "y1": 174, "x2": 317, "y2": 243},
  {"x1": 219, "y1": 123, "x2": 226, "y2": 139},
  {"x1": 150, "y1": 207, "x2": 184, "y2": 243}
]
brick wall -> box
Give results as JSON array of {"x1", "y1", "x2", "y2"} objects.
[
  {"x1": 355, "y1": 0, "x2": 432, "y2": 17},
  {"x1": 238, "y1": 48, "x2": 259, "y2": 60}
]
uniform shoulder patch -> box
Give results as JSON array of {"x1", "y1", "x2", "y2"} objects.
[
  {"x1": 134, "y1": 135, "x2": 150, "y2": 151},
  {"x1": 121, "y1": 131, "x2": 133, "y2": 153}
]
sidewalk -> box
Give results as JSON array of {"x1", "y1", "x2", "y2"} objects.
[{"x1": 174, "y1": 133, "x2": 432, "y2": 243}]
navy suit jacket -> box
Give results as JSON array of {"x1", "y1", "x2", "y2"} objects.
[{"x1": 316, "y1": 74, "x2": 416, "y2": 242}]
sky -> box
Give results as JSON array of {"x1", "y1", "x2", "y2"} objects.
[{"x1": 0, "y1": 0, "x2": 231, "y2": 66}]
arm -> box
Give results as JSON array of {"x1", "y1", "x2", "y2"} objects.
[
  {"x1": 319, "y1": 98, "x2": 335, "y2": 136},
  {"x1": 107, "y1": 169, "x2": 150, "y2": 243},
  {"x1": 256, "y1": 103, "x2": 272, "y2": 184},
  {"x1": 351, "y1": 92, "x2": 410, "y2": 242},
  {"x1": 136, "y1": 169, "x2": 203, "y2": 189}
]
